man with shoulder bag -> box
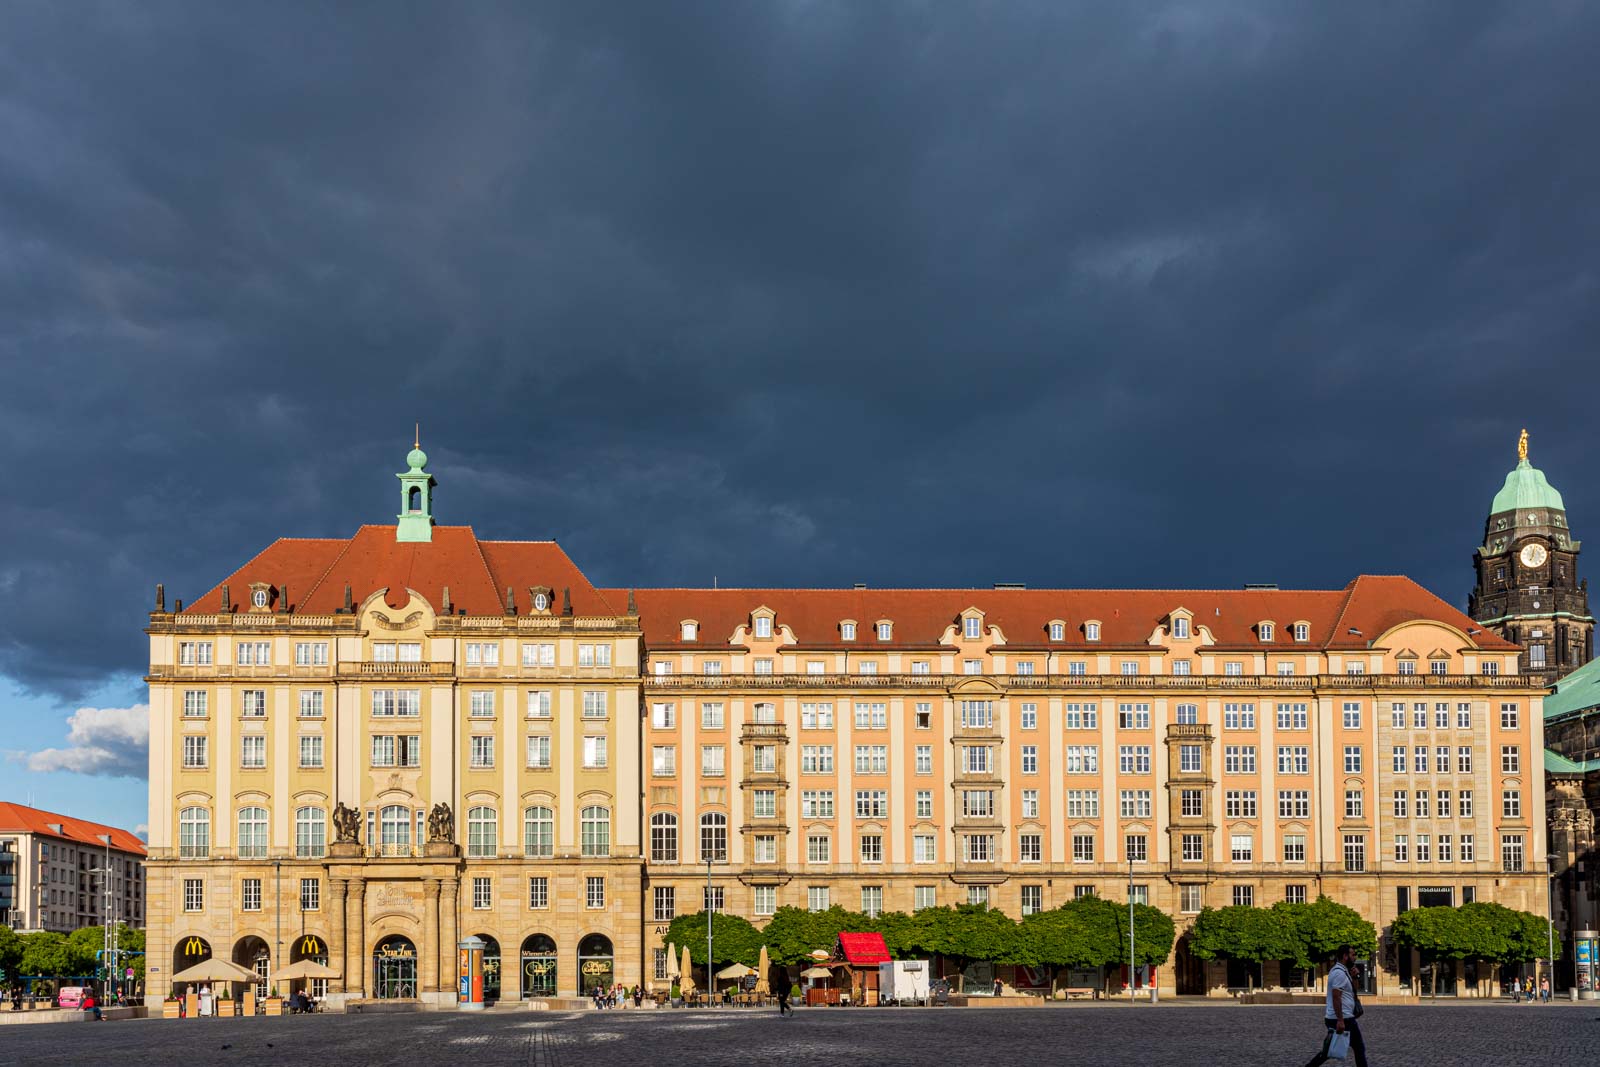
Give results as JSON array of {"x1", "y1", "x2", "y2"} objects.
[{"x1": 1302, "y1": 944, "x2": 1368, "y2": 1067}]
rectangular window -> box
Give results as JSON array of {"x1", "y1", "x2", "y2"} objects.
[
  {"x1": 1020, "y1": 702, "x2": 1038, "y2": 729},
  {"x1": 752, "y1": 745, "x2": 777, "y2": 773},
  {"x1": 801, "y1": 791, "x2": 835, "y2": 819},
  {"x1": 473, "y1": 877, "x2": 492, "y2": 910},
  {"x1": 240, "y1": 735, "x2": 266, "y2": 768},
  {"x1": 1120, "y1": 789, "x2": 1153, "y2": 818},
  {"x1": 178, "y1": 641, "x2": 213, "y2": 666},
  {"x1": 1173, "y1": 660, "x2": 1192, "y2": 676},
  {"x1": 1021, "y1": 745, "x2": 1038, "y2": 774},
  {"x1": 808, "y1": 886, "x2": 831, "y2": 912},
  {"x1": 582, "y1": 692, "x2": 607, "y2": 719},
  {"x1": 1438, "y1": 834, "x2": 1453, "y2": 862},
  {"x1": 236, "y1": 641, "x2": 271, "y2": 666},
  {"x1": 800, "y1": 703, "x2": 834, "y2": 729},
  {"x1": 1343, "y1": 835, "x2": 1366, "y2": 873},
  {"x1": 914, "y1": 834, "x2": 938, "y2": 863},
  {"x1": 299, "y1": 735, "x2": 323, "y2": 769},
  {"x1": 959, "y1": 701, "x2": 992, "y2": 730},
  {"x1": 1181, "y1": 790, "x2": 1204, "y2": 818},
  {"x1": 1436, "y1": 790, "x2": 1451, "y2": 817},
  {"x1": 702, "y1": 745, "x2": 725, "y2": 776},
  {"x1": 1460, "y1": 791, "x2": 1473, "y2": 818},
  {"x1": 1121, "y1": 661, "x2": 1138, "y2": 676},
  {"x1": 1501, "y1": 745, "x2": 1521, "y2": 773},
  {"x1": 1072, "y1": 835, "x2": 1095, "y2": 863},
  {"x1": 699, "y1": 703, "x2": 725, "y2": 730},
  {"x1": 1434, "y1": 702, "x2": 1450, "y2": 728},
  {"x1": 1125, "y1": 834, "x2": 1148, "y2": 863},
  {"x1": 860, "y1": 835, "x2": 883, "y2": 863},
  {"x1": 1224, "y1": 745, "x2": 1257, "y2": 774},
  {"x1": 582, "y1": 735, "x2": 607, "y2": 768},
  {"x1": 1415, "y1": 792, "x2": 1430, "y2": 818},
  {"x1": 1119, "y1": 745, "x2": 1152, "y2": 774},
  {"x1": 800, "y1": 745, "x2": 835, "y2": 774},
  {"x1": 1276, "y1": 703, "x2": 1309, "y2": 730},
  {"x1": 1066, "y1": 790, "x2": 1100, "y2": 818},
  {"x1": 855, "y1": 702, "x2": 888, "y2": 729},
  {"x1": 296, "y1": 690, "x2": 324, "y2": 718},
  {"x1": 1393, "y1": 835, "x2": 1409, "y2": 862},
  {"x1": 1457, "y1": 702, "x2": 1472, "y2": 728},
  {"x1": 1393, "y1": 791, "x2": 1408, "y2": 819},
  {"x1": 1118, "y1": 703, "x2": 1151, "y2": 729},
  {"x1": 755, "y1": 658, "x2": 775, "y2": 675},
  {"x1": 1223, "y1": 703, "x2": 1256, "y2": 730},
  {"x1": 1233, "y1": 885, "x2": 1254, "y2": 906},
  {"x1": 183, "y1": 878, "x2": 203, "y2": 912},
  {"x1": 295, "y1": 877, "x2": 320, "y2": 911},
  {"x1": 1181, "y1": 834, "x2": 1204, "y2": 863},
  {"x1": 1392, "y1": 746, "x2": 1407, "y2": 773},
  {"x1": 752, "y1": 885, "x2": 777, "y2": 916},
  {"x1": 183, "y1": 690, "x2": 208, "y2": 717},
  {"x1": 861, "y1": 886, "x2": 883, "y2": 918},
  {"x1": 1458, "y1": 747, "x2": 1473, "y2": 773},
  {"x1": 241, "y1": 878, "x2": 261, "y2": 912},
  {"x1": 652, "y1": 745, "x2": 676, "y2": 776},
  {"x1": 1224, "y1": 790, "x2": 1258, "y2": 818},
  {"x1": 524, "y1": 691, "x2": 553, "y2": 720},
  {"x1": 703, "y1": 887, "x2": 725, "y2": 912},
  {"x1": 1341, "y1": 702, "x2": 1361, "y2": 729},
  {"x1": 525, "y1": 735, "x2": 551, "y2": 769},
  {"x1": 1277, "y1": 790, "x2": 1310, "y2": 818},
  {"x1": 915, "y1": 790, "x2": 933, "y2": 819},
  {"x1": 1179, "y1": 745, "x2": 1202, "y2": 773},
  {"x1": 1502, "y1": 790, "x2": 1521, "y2": 818},
  {"x1": 1230, "y1": 834, "x2": 1253, "y2": 862},
  {"x1": 1018, "y1": 833, "x2": 1042, "y2": 862},
  {"x1": 1064, "y1": 702, "x2": 1098, "y2": 729},
  {"x1": 182, "y1": 735, "x2": 208, "y2": 768},
  {"x1": 1022, "y1": 788, "x2": 1040, "y2": 819},
  {"x1": 469, "y1": 691, "x2": 494, "y2": 718},
  {"x1": 753, "y1": 790, "x2": 777, "y2": 818},
  {"x1": 522, "y1": 643, "x2": 556, "y2": 667},
  {"x1": 1180, "y1": 885, "x2": 1203, "y2": 913},
  {"x1": 1343, "y1": 746, "x2": 1363, "y2": 773},
  {"x1": 1021, "y1": 884, "x2": 1044, "y2": 916},
  {"x1": 1345, "y1": 790, "x2": 1363, "y2": 818},
  {"x1": 529, "y1": 877, "x2": 550, "y2": 910},
  {"x1": 1416, "y1": 834, "x2": 1431, "y2": 862},
  {"x1": 241, "y1": 690, "x2": 267, "y2": 717},
  {"x1": 915, "y1": 745, "x2": 933, "y2": 774},
  {"x1": 752, "y1": 835, "x2": 778, "y2": 864},
  {"x1": 292, "y1": 641, "x2": 328, "y2": 667},
  {"x1": 1283, "y1": 835, "x2": 1306, "y2": 863},
  {"x1": 806, "y1": 835, "x2": 831, "y2": 864},
  {"x1": 647, "y1": 885, "x2": 673, "y2": 921},
  {"x1": 855, "y1": 745, "x2": 888, "y2": 774},
  {"x1": 914, "y1": 701, "x2": 932, "y2": 728},
  {"x1": 586, "y1": 876, "x2": 605, "y2": 909},
  {"x1": 470, "y1": 735, "x2": 495, "y2": 769}
]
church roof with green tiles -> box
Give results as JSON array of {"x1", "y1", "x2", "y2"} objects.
[
  {"x1": 1545, "y1": 749, "x2": 1595, "y2": 775},
  {"x1": 1543, "y1": 655, "x2": 1600, "y2": 721},
  {"x1": 1491, "y1": 458, "x2": 1566, "y2": 515}
]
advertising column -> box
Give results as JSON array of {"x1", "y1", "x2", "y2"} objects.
[
  {"x1": 1576, "y1": 930, "x2": 1597, "y2": 1000},
  {"x1": 459, "y1": 935, "x2": 485, "y2": 1011}
]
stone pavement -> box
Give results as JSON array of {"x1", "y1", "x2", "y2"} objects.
[{"x1": 0, "y1": 1001, "x2": 1591, "y2": 1067}]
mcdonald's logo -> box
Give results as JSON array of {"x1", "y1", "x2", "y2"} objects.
[
  {"x1": 298, "y1": 936, "x2": 324, "y2": 956},
  {"x1": 182, "y1": 937, "x2": 208, "y2": 957}
]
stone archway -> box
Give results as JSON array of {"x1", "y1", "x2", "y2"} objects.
[
  {"x1": 578, "y1": 933, "x2": 614, "y2": 996},
  {"x1": 372, "y1": 935, "x2": 418, "y2": 1000},
  {"x1": 233, "y1": 936, "x2": 271, "y2": 1001},
  {"x1": 172, "y1": 935, "x2": 212, "y2": 995},
  {"x1": 520, "y1": 934, "x2": 557, "y2": 998}
]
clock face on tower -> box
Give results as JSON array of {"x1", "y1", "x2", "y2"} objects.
[{"x1": 1520, "y1": 542, "x2": 1548, "y2": 568}]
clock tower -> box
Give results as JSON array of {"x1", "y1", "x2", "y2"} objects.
[{"x1": 1468, "y1": 430, "x2": 1593, "y2": 676}]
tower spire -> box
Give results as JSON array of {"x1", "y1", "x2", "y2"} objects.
[{"x1": 396, "y1": 433, "x2": 436, "y2": 543}]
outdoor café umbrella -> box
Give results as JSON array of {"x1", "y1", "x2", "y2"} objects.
[
  {"x1": 753, "y1": 946, "x2": 771, "y2": 996},
  {"x1": 269, "y1": 959, "x2": 342, "y2": 982},
  {"x1": 171, "y1": 958, "x2": 259, "y2": 984},
  {"x1": 678, "y1": 945, "x2": 696, "y2": 994},
  {"x1": 800, "y1": 966, "x2": 833, "y2": 979},
  {"x1": 664, "y1": 943, "x2": 678, "y2": 978},
  {"x1": 716, "y1": 962, "x2": 754, "y2": 980}
]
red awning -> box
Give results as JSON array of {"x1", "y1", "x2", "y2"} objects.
[{"x1": 837, "y1": 932, "x2": 891, "y2": 965}]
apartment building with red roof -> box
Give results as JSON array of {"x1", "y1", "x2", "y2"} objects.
[{"x1": 0, "y1": 801, "x2": 145, "y2": 933}]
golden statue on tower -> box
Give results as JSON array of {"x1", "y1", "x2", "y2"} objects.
[{"x1": 1518, "y1": 427, "x2": 1528, "y2": 462}]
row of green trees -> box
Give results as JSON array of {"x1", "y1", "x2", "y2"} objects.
[
  {"x1": 0, "y1": 924, "x2": 145, "y2": 984},
  {"x1": 1390, "y1": 902, "x2": 1556, "y2": 995},
  {"x1": 663, "y1": 898, "x2": 1177, "y2": 986},
  {"x1": 1187, "y1": 898, "x2": 1377, "y2": 987}
]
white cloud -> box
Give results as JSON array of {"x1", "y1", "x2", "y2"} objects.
[
  {"x1": 12, "y1": 704, "x2": 149, "y2": 779},
  {"x1": 134, "y1": 823, "x2": 149, "y2": 842}
]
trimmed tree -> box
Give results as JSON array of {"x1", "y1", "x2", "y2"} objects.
[
  {"x1": 1186, "y1": 905, "x2": 1301, "y2": 989},
  {"x1": 0, "y1": 925, "x2": 23, "y2": 982},
  {"x1": 661, "y1": 910, "x2": 764, "y2": 969}
]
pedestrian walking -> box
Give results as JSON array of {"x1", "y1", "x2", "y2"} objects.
[
  {"x1": 774, "y1": 968, "x2": 793, "y2": 1017},
  {"x1": 1510, "y1": 976, "x2": 1521, "y2": 1002},
  {"x1": 1302, "y1": 945, "x2": 1367, "y2": 1067},
  {"x1": 1540, "y1": 976, "x2": 1550, "y2": 1003}
]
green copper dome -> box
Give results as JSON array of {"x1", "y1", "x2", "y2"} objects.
[
  {"x1": 1491, "y1": 458, "x2": 1565, "y2": 515},
  {"x1": 406, "y1": 446, "x2": 428, "y2": 471}
]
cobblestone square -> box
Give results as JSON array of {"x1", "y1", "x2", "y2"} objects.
[{"x1": 0, "y1": 1003, "x2": 1591, "y2": 1067}]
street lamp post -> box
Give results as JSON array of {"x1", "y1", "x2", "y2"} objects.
[
  {"x1": 1128, "y1": 863, "x2": 1136, "y2": 1003},
  {"x1": 1548, "y1": 857, "x2": 1558, "y2": 995},
  {"x1": 706, "y1": 855, "x2": 715, "y2": 1002}
]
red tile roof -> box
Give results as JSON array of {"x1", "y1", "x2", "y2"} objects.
[
  {"x1": 184, "y1": 526, "x2": 615, "y2": 616},
  {"x1": 837, "y1": 932, "x2": 891, "y2": 965},
  {"x1": 0, "y1": 802, "x2": 146, "y2": 855},
  {"x1": 607, "y1": 577, "x2": 1513, "y2": 652}
]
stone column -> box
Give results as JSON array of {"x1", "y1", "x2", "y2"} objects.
[
  {"x1": 329, "y1": 878, "x2": 348, "y2": 993},
  {"x1": 345, "y1": 877, "x2": 366, "y2": 998},
  {"x1": 439, "y1": 878, "x2": 459, "y2": 993},
  {"x1": 422, "y1": 878, "x2": 441, "y2": 993}
]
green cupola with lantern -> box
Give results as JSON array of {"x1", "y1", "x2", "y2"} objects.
[
  {"x1": 396, "y1": 426, "x2": 436, "y2": 543},
  {"x1": 1468, "y1": 429, "x2": 1592, "y2": 677}
]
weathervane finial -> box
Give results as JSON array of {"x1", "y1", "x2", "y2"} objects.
[
  {"x1": 1517, "y1": 427, "x2": 1528, "y2": 463},
  {"x1": 415, "y1": 422, "x2": 420, "y2": 449}
]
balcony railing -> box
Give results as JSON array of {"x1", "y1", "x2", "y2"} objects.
[
  {"x1": 1166, "y1": 723, "x2": 1214, "y2": 740},
  {"x1": 740, "y1": 723, "x2": 787, "y2": 739},
  {"x1": 644, "y1": 672, "x2": 1551, "y2": 691},
  {"x1": 368, "y1": 843, "x2": 420, "y2": 858}
]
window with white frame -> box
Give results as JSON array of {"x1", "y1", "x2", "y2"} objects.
[
  {"x1": 470, "y1": 735, "x2": 495, "y2": 768},
  {"x1": 915, "y1": 745, "x2": 932, "y2": 774},
  {"x1": 807, "y1": 835, "x2": 831, "y2": 864},
  {"x1": 300, "y1": 877, "x2": 320, "y2": 911},
  {"x1": 299, "y1": 735, "x2": 323, "y2": 769},
  {"x1": 522, "y1": 642, "x2": 556, "y2": 667},
  {"x1": 467, "y1": 806, "x2": 497, "y2": 858},
  {"x1": 1022, "y1": 788, "x2": 1039, "y2": 819},
  {"x1": 526, "y1": 735, "x2": 551, "y2": 769},
  {"x1": 586, "y1": 876, "x2": 605, "y2": 909},
  {"x1": 582, "y1": 735, "x2": 607, "y2": 768},
  {"x1": 531, "y1": 877, "x2": 551, "y2": 910},
  {"x1": 240, "y1": 735, "x2": 266, "y2": 768},
  {"x1": 914, "y1": 834, "x2": 937, "y2": 863},
  {"x1": 179, "y1": 641, "x2": 213, "y2": 665},
  {"x1": 801, "y1": 702, "x2": 834, "y2": 729},
  {"x1": 754, "y1": 616, "x2": 773, "y2": 639},
  {"x1": 296, "y1": 806, "x2": 325, "y2": 858},
  {"x1": 580, "y1": 806, "x2": 611, "y2": 857},
  {"x1": 182, "y1": 735, "x2": 208, "y2": 768},
  {"x1": 860, "y1": 835, "x2": 884, "y2": 863},
  {"x1": 1021, "y1": 745, "x2": 1038, "y2": 774},
  {"x1": 1283, "y1": 835, "x2": 1306, "y2": 863},
  {"x1": 183, "y1": 878, "x2": 204, "y2": 911},
  {"x1": 524, "y1": 807, "x2": 554, "y2": 858},
  {"x1": 465, "y1": 642, "x2": 500, "y2": 667},
  {"x1": 469, "y1": 691, "x2": 494, "y2": 718},
  {"x1": 183, "y1": 690, "x2": 208, "y2": 717},
  {"x1": 241, "y1": 690, "x2": 267, "y2": 717},
  {"x1": 840, "y1": 622, "x2": 856, "y2": 641},
  {"x1": 753, "y1": 885, "x2": 777, "y2": 915}
]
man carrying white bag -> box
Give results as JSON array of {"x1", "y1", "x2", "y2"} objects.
[{"x1": 1302, "y1": 944, "x2": 1368, "y2": 1066}]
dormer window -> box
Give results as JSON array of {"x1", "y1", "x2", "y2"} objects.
[
  {"x1": 1293, "y1": 623, "x2": 1309, "y2": 642},
  {"x1": 1397, "y1": 661, "x2": 1416, "y2": 675},
  {"x1": 963, "y1": 617, "x2": 982, "y2": 640},
  {"x1": 877, "y1": 621, "x2": 892, "y2": 641},
  {"x1": 1259, "y1": 623, "x2": 1275, "y2": 642},
  {"x1": 1429, "y1": 658, "x2": 1448, "y2": 676},
  {"x1": 681, "y1": 622, "x2": 698, "y2": 641},
  {"x1": 754, "y1": 616, "x2": 772, "y2": 639},
  {"x1": 533, "y1": 591, "x2": 549, "y2": 612},
  {"x1": 1050, "y1": 622, "x2": 1064, "y2": 641},
  {"x1": 1172, "y1": 617, "x2": 1190, "y2": 639},
  {"x1": 1085, "y1": 622, "x2": 1101, "y2": 642},
  {"x1": 841, "y1": 622, "x2": 857, "y2": 641},
  {"x1": 252, "y1": 589, "x2": 270, "y2": 608}
]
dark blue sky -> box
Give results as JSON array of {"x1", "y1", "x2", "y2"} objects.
[{"x1": 3, "y1": 3, "x2": 1598, "y2": 826}]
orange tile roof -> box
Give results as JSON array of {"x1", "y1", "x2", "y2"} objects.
[
  {"x1": 0, "y1": 802, "x2": 146, "y2": 855},
  {"x1": 605, "y1": 578, "x2": 1514, "y2": 652},
  {"x1": 184, "y1": 527, "x2": 613, "y2": 617}
]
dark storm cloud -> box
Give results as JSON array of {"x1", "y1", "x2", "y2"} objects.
[{"x1": 2, "y1": 1, "x2": 1599, "y2": 694}]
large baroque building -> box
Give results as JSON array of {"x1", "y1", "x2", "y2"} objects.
[{"x1": 145, "y1": 444, "x2": 1551, "y2": 1006}]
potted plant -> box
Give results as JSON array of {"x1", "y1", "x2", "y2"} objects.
[{"x1": 669, "y1": 981, "x2": 681, "y2": 1008}]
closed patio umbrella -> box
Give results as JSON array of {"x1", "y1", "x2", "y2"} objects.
[
  {"x1": 664, "y1": 943, "x2": 679, "y2": 978},
  {"x1": 754, "y1": 946, "x2": 771, "y2": 996},
  {"x1": 678, "y1": 945, "x2": 696, "y2": 995}
]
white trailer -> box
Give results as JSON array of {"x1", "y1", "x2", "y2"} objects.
[{"x1": 878, "y1": 960, "x2": 931, "y2": 1005}]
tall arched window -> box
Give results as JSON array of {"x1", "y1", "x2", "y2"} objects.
[
  {"x1": 580, "y1": 806, "x2": 610, "y2": 857},
  {"x1": 379, "y1": 804, "x2": 411, "y2": 856},
  {"x1": 467, "y1": 805, "x2": 498, "y2": 858},
  {"x1": 295, "y1": 807, "x2": 326, "y2": 858},
  {"x1": 179, "y1": 806, "x2": 210, "y2": 859},
  {"x1": 523, "y1": 806, "x2": 554, "y2": 858},
  {"x1": 699, "y1": 811, "x2": 727, "y2": 863},
  {"x1": 237, "y1": 806, "x2": 268, "y2": 859},
  {"x1": 650, "y1": 812, "x2": 678, "y2": 864}
]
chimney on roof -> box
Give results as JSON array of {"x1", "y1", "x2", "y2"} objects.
[
  {"x1": 220, "y1": 584, "x2": 231, "y2": 613},
  {"x1": 155, "y1": 584, "x2": 165, "y2": 612},
  {"x1": 281, "y1": 584, "x2": 289, "y2": 613},
  {"x1": 993, "y1": 582, "x2": 1026, "y2": 590},
  {"x1": 342, "y1": 584, "x2": 354, "y2": 614},
  {"x1": 175, "y1": 598, "x2": 183, "y2": 612},
  {"x1": 1244, "y1": 583, "x2": 1278, "y2": 591},
  {"x1": 562, "y1": 587, "x2": 573, "y2": 616},
  {"x1": 627, "y1": 589, "x2": 637, "y2": 615},
  {"x1": 505, "y1": 586, "x2": 516, "y2": 615},
  {"x1": 442, "y1": 585, "x2": 452, "y2": 614}
]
